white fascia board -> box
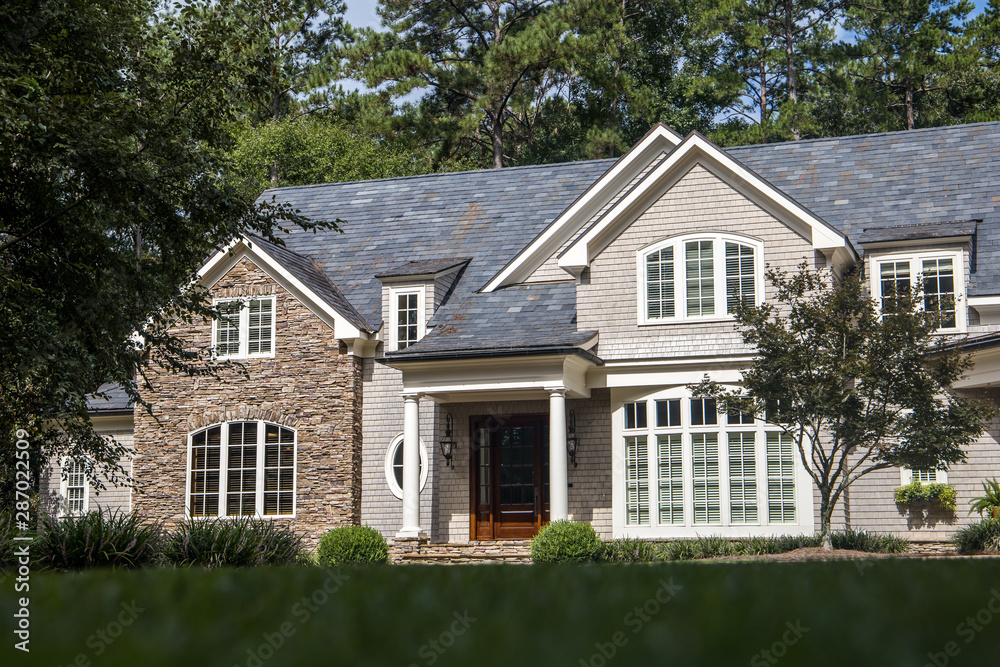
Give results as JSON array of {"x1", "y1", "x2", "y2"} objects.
[
  {"x1": 483, "y1": 125, "x2": 682, "y2": 292},
  {"x1": 559, "y1": 134, "x2": 855, "y2": 273},
  {"x1": 196, "y1": 237, "x2": 369, "y2": 344}
]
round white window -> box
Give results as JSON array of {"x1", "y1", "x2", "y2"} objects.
[{"x1": 384, "y1": 434, "x2": 428, "y2": 500}]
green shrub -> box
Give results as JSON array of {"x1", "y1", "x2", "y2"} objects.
[
  {"x1": 164, "y1": 517, "x2": 305, "y2": 568},
  {"x1": 968, "y1": 478, "x2": 1000, "y2": 519},
  {"x1": 952, "y1": 518, "x2": 1000, "y2": 554},
  {"x1": 830, "y1": 528, "x2": 910, "y2": 554},
  {"x1": 600, "y1": 537, "x2": 662, "y2": 563},
  {"x1": 316, "y1": 525, "x2": 389, "y2": 566},
  {"x1": 34, "y1": 510, "x2": 160, "y2": 570},
  {"x1": 531, "y1": 521, "x2": 601, "y2": 564},
  {"x1": 894, "y1": 481, "x2": 957, "y2": 512}
]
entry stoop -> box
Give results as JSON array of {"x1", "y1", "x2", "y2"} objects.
[{"x1": 390, "y1": 539, "x2": 533, "y2": 564}]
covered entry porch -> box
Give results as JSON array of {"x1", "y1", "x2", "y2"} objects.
[{"x1": 379, "y1": 347, "x2": 602, "y2": 541}]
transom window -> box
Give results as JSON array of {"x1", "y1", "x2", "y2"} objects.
[
  {"x1": 873, "y1": 251, "x2": 964, "y2": 332},
  {"x1": 187, "y1": 421, "x2": 295, "y2": 518},
  {"x1": 213, "y1": 296, "x2": 276, "y2": 358},
  {"x1": 639, "y1": 234, "x2": 762, "y2": 324},
  {"x1": 620, "y1": 394, "x2": 799, "y2": 531}
]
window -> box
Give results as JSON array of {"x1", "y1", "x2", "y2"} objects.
[
  {"x1": 187, "y1": 421, "x2": 295, "y2": 518},
  {"x1": 213, "y1": 296, "x2": 275, "y2": 358},
  {"x1": 384, "y1": 434, "x2": 428, "y2": 499},
  {"x1": 872, "y1": 251, "x2": 964, "y2": 331},
  {"x1": 390, "y1": 288, "x2": 425, "y2": 351},
  {"x1": 638, "y1": 234, "x2": 762, "y2": 324},
  {"x1": 61, "y1": 458, "x2": 88, "y2": 516},
  {"x1": 618, "y1": 392, "x2": 802, "y2": 533},
  {"x1": 901, "y1": 467, "x2": 947, "y2": 485}
]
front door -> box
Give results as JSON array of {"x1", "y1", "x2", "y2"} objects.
[{"x1": 471, "y1": 415, "x2": 549, "y2": 539}]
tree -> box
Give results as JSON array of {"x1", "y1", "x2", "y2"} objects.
[
  {"x1": 0, "y1": 0, "x2": 331, "y2": 500},
  {"x1": 691, "y1": 264, "x2": 993, "y2": 549},
  {"x1": 841, "y1": 0, "x2": 974, "y2": 130},
  {"x1": 348, "y1": 0, "x2": 573, "y2": 168}
]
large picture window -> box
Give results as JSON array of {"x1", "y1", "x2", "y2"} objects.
[
  {"x1": 620, "y1": 392, "x2": 802, "y2": 534},
  {"x1": 638, "y1": 234, "x2": 762, "y2": 324},
  {"x1": 187, "y1": 421, "x2": 295, "y2": 518},
  {"x1": 212, "y1": 296, "x2": 276, "y2": 359}
]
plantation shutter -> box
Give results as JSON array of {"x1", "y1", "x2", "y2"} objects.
[
  {"x1": 657, "y1": 435, "x2": 684, "y2": 525},
  {"x1": 766, "y1": 432, "x2": 796, "y2": 523},
  {"x1": 725, "y1": 242, "x2": 755, "y2": 314},
  {"x1": 692, "y1": 433, "x2": 720, "y2": 524},
  {"x1": 728, "y1": 432, "x2": 757, "y2": 523},
  {"x1": 685, "y1": 241, "x2": 714, "y2": 316},
  {"x1": 215, "y1": 301, "x2": 241, "y2": 356},
  {"x1": 625, "y1": 436, "x2": 650, "y2": 525},
  {"x1": 646, "y1": 248, "x2": 675, "y2": 319},
  {"x1": 248, "y1": 297, "x2": 274, "y2": 354}
]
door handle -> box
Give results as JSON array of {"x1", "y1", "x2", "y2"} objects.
[{"x1": 534, "y1": 493, "x2": 540, "y2": 517}]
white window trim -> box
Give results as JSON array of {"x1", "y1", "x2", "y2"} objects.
[
  {"x1": 59, "y1": 457, "x2": 89, "y2": 517},
  {"x1": 900, "y1": 467, "x2": 948, "y2": 485},
  {"x1": 389, "y1": 287, "x2": 426, "y2": 351},
  {"x1": 611, "y1": 387, "x2": 814, "y2": 539},
  {"x1": 636, "y1": 233, "x2": 765, "y2": 326},
  {"x1": 211, "y1": 296, "x2": 277, "y2": 359},
  {"x1": 184, "y1": 420, "x2": 297, "y2": 519},
  {"x1": 384, "y1": 433, "x2": 429, "y2": 500},
  {"x1": 870, "y1": 249, "x2": 966, "y2": 333}
]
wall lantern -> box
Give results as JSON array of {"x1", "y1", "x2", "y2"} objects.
[
  {"x1": 439, "y1": 413, "x2": 456, "y2": 470},
  {"x1": 567, "y1": 409, "x2": 579, "y2": 467}
]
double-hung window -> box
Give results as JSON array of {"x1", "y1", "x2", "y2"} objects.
[
  {"x1": 620, "y1": 393, "x2": 800, "y2": 534},
  {"x1": 61, "y1": 458, "x2": 88, "y2": 516},
  {"x1": 213, "y1": 296, "x2": 276, "y2": 358},
  {"x1": 390, "y1": 288, "x2": 425, "y2": 351},
  {"x1": 188, "y1": 421, "x2": 296, "y2": 518},
  {"x1": 639, "y1": 234, "x2": 762, "y2": 324},
  {"x1": 872, "y1": 251, "x2": 964, "y2": 332}
]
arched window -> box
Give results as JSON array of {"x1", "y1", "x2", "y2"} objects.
[
  {"x1": 638, "y1": 234, "x2": 763, "y2": 324},
  {"x1": 187, "y1": 421, "x2": 296, "y2": 518}
]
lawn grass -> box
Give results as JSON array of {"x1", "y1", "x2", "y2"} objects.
[{"x1": 2, "y1": 559, "x2": 999, "y2": 666}]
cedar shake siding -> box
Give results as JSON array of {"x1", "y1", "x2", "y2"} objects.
[{"x1": 133, "y1": 258, "x2": 362, "y2": 547}]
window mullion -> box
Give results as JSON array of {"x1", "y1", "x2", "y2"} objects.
[
  {"x1": 256, "y1": 421, "x2": 265, "y2": 517},
  {"x1": 218, "y1": 423, "x2": 228, "y2": 518}
]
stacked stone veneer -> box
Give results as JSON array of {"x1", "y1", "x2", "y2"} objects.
[{"x1": 133, "y1": 258, "x2": 362, "y2": 547}]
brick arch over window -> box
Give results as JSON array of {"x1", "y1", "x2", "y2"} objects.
[{"x1": 187, "y1": 407, "x2": 300, "y2": 432}]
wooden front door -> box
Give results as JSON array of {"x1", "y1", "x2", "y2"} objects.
[{"x1": 471, "y1": 415, "x2": 549, "y2": 539}]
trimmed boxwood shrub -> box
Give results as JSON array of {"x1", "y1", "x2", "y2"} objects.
[
  {"x1": 163, "y1": 517, "x2": 305, "y2": 568},
  {"x1": 34, "y1": 510, "x2": 161, "y2": 570},
  {"x1": 317, "y1": 525, "x2": 389, "y2": 566},
  {"x1": 531, "y1": 520, "x2": 601, "y2": 564}
]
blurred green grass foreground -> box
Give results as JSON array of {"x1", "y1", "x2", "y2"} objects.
[{"x1": 3, "y1": 560, "x2": 1000, "y2": 666}]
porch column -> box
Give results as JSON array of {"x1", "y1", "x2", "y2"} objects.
[
  {"x1": 397, "y1": 392, "x2": 423, "y2": 538},
  {"x1": 548, "y1": 388, "x2": 569, "y2": 521}
]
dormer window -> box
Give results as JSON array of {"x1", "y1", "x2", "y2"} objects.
[
  {"x1": 212, "y1": 296, "x2": 276, "y2": 358},
  {"x1": 639, "y1": 234, "x2": 762, "y2": 325},
  {"x1": 872, "y1": 250, "x2": 964, "y2": 332},
  {"x1": 390, "y1": 288, "x2": 425, "y2": 351}
]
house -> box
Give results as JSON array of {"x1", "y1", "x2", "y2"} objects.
[{"x1": 56, "y1": 121, "x2": 1000, "y2": 551}]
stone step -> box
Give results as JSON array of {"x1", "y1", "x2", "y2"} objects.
[{"x1": 390, "y1": 540, "x2": 534, "y2": 564}]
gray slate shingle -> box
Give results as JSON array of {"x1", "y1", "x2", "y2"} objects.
[{"x1": 85, "y1": 382, "x2": 131, "y2": 413}]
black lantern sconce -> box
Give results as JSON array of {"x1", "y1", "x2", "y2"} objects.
[
  {"x1": 567, "y1": 409, "x2": 579, "y2": 467},
  {"x1": 439, "y1": 413, "x2": 456, "y2": 470}
]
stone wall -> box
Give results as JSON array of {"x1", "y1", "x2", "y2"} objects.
[{"x1": 133, "y1": 258, "x2": 362, "y2": 547}]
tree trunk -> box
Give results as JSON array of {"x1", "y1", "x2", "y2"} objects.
[
  {"x1": 905, "y1": 86, "x2": 914, "y2": 130},
  {"x1": 820, "y1": 492, "x2": 833, "y2": 550},
  {"x1": 492, "y1": 112, "x2": 504, "y2": 168},
  {"x1": 783, "y1": 0, "x2": 800, "y2": 140}
]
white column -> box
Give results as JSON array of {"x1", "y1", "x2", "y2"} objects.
[
  {"x1": 397, "y1": 392, "x2": 423, "y2": 538},
  {"x1": 548, "y1": 388, "x2": 569, "y2": 522}
]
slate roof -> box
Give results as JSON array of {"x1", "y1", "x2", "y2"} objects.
[
  {"x1": 257, "y1": 121, "x2": 1000, "y2": 356},
  {"x1": 858, "y1": 220, "x2": 979, "y2": 245},
  {"x1": 246, "y1": 235, "x2": 376, "y2": 333},
  {"x1": 85, "y1": 382, "x2": 132, "y2": 414}
]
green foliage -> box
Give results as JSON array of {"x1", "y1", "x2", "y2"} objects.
[
  {"x1": 691, "y1": 264, "x2": 994, "y2": 546},
  {"x1": 951, "y1": 518, "x2": 1000, "y2": 554},
  {"x1": 599, "y1": 537, "x2": 662, "y2": 562},
  {"x1": 530, "y1": 520, "x2": 602, "y2": 563},
  {"x1": 968, "y1": 477, "x2": 1000, "y2": 518},
  {"x1": 316, "y1": 525, "x2": 389, "y2": 566},
  {"x1": 894, "y1": 480, "x2": 958, "y2": 512},
  {"x1": 163, "y1": 518, "x2": 305, "y2": 568},
  {"x1": 33, "y1": 511, "x2": 161, "y2": 570},
  {"x1": 830, "y1": 528, "x2": 911, "y2": 553}
]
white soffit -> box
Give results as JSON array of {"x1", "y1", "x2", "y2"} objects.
[
  {"x1": 558, "y1": 133, "x2": 856, "y2": 274},
  {"x1": 483, "y1": 124, "x2": 683, "y2": 292},
  {"x1": 197, "y1": 237, "x2": 369, "y2": 343}
]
